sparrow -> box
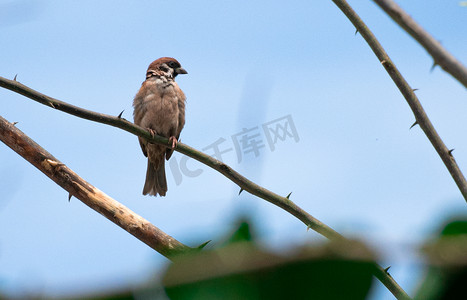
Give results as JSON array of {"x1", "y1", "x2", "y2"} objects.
[{"x1": 133, "y1": 57, "x2": 187, "y2": 196}]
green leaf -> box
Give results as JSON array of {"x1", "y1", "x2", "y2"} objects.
[{"x1": 440, "y1": 220, "x2": 467, "y2": 236}]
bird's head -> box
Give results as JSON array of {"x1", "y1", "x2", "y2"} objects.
[{"x1": 146, "y1": 57, "x2": 187, "y2": 79}]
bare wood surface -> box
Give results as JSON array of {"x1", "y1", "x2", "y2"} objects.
[{"x1": 0, "y1": 114, "x2": 191, "y2": 259}]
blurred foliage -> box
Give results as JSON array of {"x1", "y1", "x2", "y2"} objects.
[
  {"x1": 221, "y1": 219, "x2": 255, "y2": 245},
  {"x1": 163, "y1": 217, "x2": 375, "y2": 300},
  {"x1": 7, "y1": 216, "x2": 467, "y2": 299},
  {"x1": 415, "y1": 218, "x2": 467, "y2": 299}
]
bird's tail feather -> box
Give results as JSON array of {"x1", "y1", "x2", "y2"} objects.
[{"x1": 143, "y1": 160, "x2": 167, "y2": 196}]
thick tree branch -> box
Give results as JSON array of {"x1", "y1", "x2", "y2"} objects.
[
  {"x1": 0, "y1": 114, "x2": 191, "y2": 259},
  {"x1": 373, "y1": 0, "x2": 467, "y2": 89},
  {"x1": 0, "y1": 75, "x2": 407, "y2": 298},
  {"x1": 332, "y1": 0, "x2": 467, "y2": 204}
]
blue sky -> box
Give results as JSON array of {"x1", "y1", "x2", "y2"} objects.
[{"x1": 1, "y1": 0, "x2": 467, "y2": 299}]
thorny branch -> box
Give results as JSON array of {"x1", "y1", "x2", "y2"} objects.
[
  {"x1": 0, "y1": 75, "x2": 343, "y2": 241},
  {"x1": 0, "y1": 75, "x2": 407, "y2": 298},
  {"x1": 373, "y1": 0, "x2": 467, "y2": 89}
]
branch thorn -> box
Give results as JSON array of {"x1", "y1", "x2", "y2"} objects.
[
  {"x1": 286, "y1": 192, "x2": 292, "y2": 199},
  {"x1": 384, "y1": 266, "x2": 391, "y2": 274},
  {"x1": 238, "y1": 188, "x2": 244, "y2": 195},
  {"x1": 117, "y1": 110, "x2": 124, "y2": 118},
  {"x1": 449, "y1": 149, "x2": 455, "y2": 156},
  {"x1": 412, "y1": 88, "x2": 419, "y2": 92},
  {"x1": 307, "y1": 225, "x2": 311, "y2": 232},
  {"x1": 13, "y1": 74, "x2": 17, "y2": 81},
  {"x1": 48, "y1": 102, "x2": 56, "y2": 109},
  {"x1": 354, "y1": 28, "x2": 359, "y2": 35},
  {"x1": 409, "y1": 121, "x2": 418, "y2": 130},
  {"x1": 68, "y1": 193, "x2": 73, "y2": 202},
  {"x1": 197, "y1": 240, "x2": 211, "y2": 250},
  {"x1": 12, "y1": 121, "x2": 18, "y2": 126},
  {"x1": 430, "y1": 62, "x2": 438, "y2": 72}
]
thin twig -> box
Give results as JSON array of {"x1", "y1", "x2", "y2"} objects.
[
  {"x1": 0, "y1": 114, "x2": 191, "y2": 259},
  {"x1": 373, "y1": 0, "x2": 467, "y2": 89},
  {"x1": 0, "y1": 76, "x2": 405, "y2": 297},
  {"x1": 373, "y1": 265, "x2": 409, "y2": 300},
  {"x1": 331, "y1": 0, "x2": 467, "y2": 204}
]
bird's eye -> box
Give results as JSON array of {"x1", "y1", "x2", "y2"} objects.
[{"x1": 168, "y1": 61, "x2": 178, "y2": 68}]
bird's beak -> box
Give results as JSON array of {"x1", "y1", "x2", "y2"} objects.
[{"x1": 176, "y1": 67, "x2": 188, "y2": 75}]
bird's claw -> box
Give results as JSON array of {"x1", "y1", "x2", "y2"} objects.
[
  {"x1": 147, "y1": 128, "x2": 156, "y2": 137},
  {"x1": 168, "y1": 136, "x2": 178, "y2": 149}
]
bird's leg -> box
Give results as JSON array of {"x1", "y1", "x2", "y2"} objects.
[
  {"x1": 145, "y1": 128, "x2": 157, "y2": 144},
  {"x1": 168, "y1": 136, "x2": 178, "y2": 149}
]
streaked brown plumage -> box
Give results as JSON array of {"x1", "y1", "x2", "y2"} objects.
[{"x1": 133, "y1": 57, "x2": 187, "y2": 196}]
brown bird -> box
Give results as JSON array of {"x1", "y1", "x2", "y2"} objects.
[{"x1": 133, "y1": 57, "x2": 187, "y2": 196}]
